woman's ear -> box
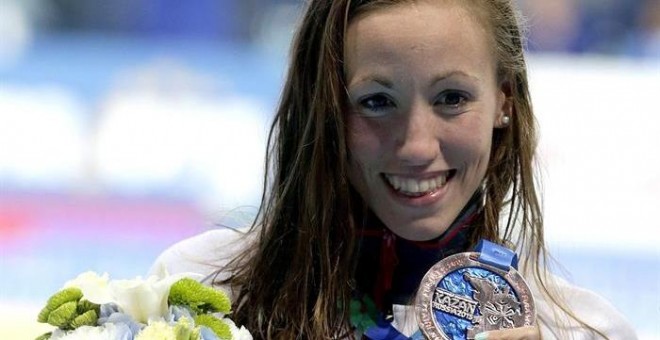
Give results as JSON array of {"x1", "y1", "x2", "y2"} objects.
[{"x1": 495, "y1": 80, "x2": 513, "y2": 128}]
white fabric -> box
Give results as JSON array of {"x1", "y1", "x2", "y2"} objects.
[{"x1": 149, "y1": 228, "x2": 638, "y2": 339}]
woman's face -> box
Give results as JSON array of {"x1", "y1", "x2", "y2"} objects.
[{"x1": 344, "y1": 1, "x2": 508, "y2": 241}]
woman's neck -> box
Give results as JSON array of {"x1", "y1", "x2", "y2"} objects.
[{"x1": 355, "y1": 191, "x2": 483, "y2": 311}]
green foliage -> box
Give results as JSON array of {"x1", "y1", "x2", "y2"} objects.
[
  {"x1": 168, "y1": 278, "x2": 231, "y2": 314},
  {"x1": 70, "y1": 309, "x2": 98, "y2": 328},
  {"x1": 37, "y1": 307, "x2": 52, "y2": 325},
  {"x1": 37, "y1": 288, "x2": 83, "y2": 323},
  {"x1": 47, "y1": 301, "x2": 78, "y2": 328},
  {"x1": 36, "y1": 287, "x2": 100, "y2": 333},
  {"x1": 194, "y1": 314, "x2": 232, "y2": 340},
  {"x1": 76, "y1": 299, "x2": 100, "y2": 315},
  {"x1": 34, "y1": 332, "x2": 52, "y2": 340}
]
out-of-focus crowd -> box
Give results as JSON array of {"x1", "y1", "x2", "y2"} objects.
[
  {"x1": 1, "y1": 0, "x2": 659, "y2": 59},
  {"x1": 520, "y1": 0, "x2": 659, "y2": 57}
]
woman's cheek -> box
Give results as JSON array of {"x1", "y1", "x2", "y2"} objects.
[
  {"x1": 442, "y1": 118, "x2": 494, "y2": 166},
  {"x1": 347, "y1": 116, "x2": 386, "y2": 160}
]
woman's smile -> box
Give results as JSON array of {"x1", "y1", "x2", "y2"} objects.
[
  {"x1": 382, "y1": 169, "x2": 456, "y2": 202},
  {"x1": 344, "y1": 1, "x2": 507, "y2": 241}
]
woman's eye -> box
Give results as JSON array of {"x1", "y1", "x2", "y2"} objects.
[
  {"x1": 357, "y1": 94, "x2": 396, "y2": 116},
  {"x1": 438, "y1": 91, "x2": 467, "y2": 106},
  {"x1": 435, "y1": 91, "x2": 470, "y2": 114}
]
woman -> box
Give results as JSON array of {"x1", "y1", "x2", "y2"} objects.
[{"x1": 151, "y1": 0, "x2": 637, "y2": 339}]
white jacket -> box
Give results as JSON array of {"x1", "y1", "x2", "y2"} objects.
[{"x1": 149, "y1": 228, "x2": 638, "y2": 339}]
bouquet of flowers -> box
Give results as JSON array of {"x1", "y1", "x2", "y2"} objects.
[{"x1": 35, "y1": 271, "x2": 252, "y2": 340}]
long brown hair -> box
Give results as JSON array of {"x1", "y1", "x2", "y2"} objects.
[
  {"x1": 226, "y1": 2, "x2": 356, "y2": 338},
  {"x1": 221, "y1": 0, "x2": 606, "y2": 338}
]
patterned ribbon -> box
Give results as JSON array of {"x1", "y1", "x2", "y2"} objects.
[{"x1": 356, "y1": 193, "x2": 484, "y2": 339}]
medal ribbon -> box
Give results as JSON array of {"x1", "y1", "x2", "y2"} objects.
[
  {"x1": 474, "y1": 239, "x2": 519, "y2": 270},
  {"x1": 361, "y1": 239, "x2": 520, "y2": 339},
  {"x1": 357, "y1": 195, "x2": 480, "y2": 311}
]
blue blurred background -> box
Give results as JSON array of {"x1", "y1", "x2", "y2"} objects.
[{"x1": 0, "y1": 0, "x2": 658, "y2": 338}]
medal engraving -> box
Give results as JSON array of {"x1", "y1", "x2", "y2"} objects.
[
  {"x1": 432, "y1": 288, "x2": 478, "y2": 321},
  {"x1": 416, "y1": 253, "x2": 535, "y2": 340}
]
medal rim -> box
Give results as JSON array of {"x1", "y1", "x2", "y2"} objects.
[{"x1": 415, "y1": 252, "x2": 536, "y2": 340}]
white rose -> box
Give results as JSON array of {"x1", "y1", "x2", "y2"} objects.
[
  {"x1": 107, "y1": 274, "x2": 185, "y2": 324},
  {"x1": 63, "y1": 271, "x2": 113, "y2": 304}
]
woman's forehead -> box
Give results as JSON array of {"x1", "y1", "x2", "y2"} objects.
[
  {"x1": 344, "y1": 1, "x2": 496, "y2": 84},
  {"x1": 344, "y1": 1, "x2": 494, "y2": 58}
]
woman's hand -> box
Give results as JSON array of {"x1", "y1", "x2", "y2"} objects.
[{"x1": 475, "y1": 325, "x2": 540, "y2": 340}]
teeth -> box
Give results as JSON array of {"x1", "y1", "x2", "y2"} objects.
[
  {"x1": 384, "y1": 173, "x2": 449, "y2": 194},
  {"x1": 391, "y1": 176, "x2": 401, "y2": 190},
  {"x1": 419, "y1": 180, "x2": 429, "y2": 192},
  {"x1": 407, "y1": 179, "x2": 419, "y2": 193}
]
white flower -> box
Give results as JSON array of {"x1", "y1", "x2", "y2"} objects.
[
  {"x1": 134, "y1": 320, "x2": 177, "y2": 340},
  {"x1": 107, "y1": 274, "x2": 185, "y2": 324},
  {"x1": 64, "y1": 271, "x2": 204, "y2": 324},
  {"x1": 63, "y1": 271, "x2": 113, "y2": 304},
  {"x1": 224, "y1": 318, "x2": 253, "y2": 340},
  {"x1": 50, "y1": 323, "x2": 132, "y2": 340},
  {"x1": 41, "y1": 270, "x2": 255, "y2": 340}
]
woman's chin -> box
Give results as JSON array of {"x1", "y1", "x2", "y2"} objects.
[{"x1": 389, "y1": 223, "x2": 451, "y2": 241}]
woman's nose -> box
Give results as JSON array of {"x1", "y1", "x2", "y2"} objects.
[{"x1": 394, "y1": 105, "x2": 440, "y2": 166}]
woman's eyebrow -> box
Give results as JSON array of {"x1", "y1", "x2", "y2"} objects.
[
  {"x1": 429, "y1": 70, "x2": 481, "y2": 86},
  {"x1": 348, "y1": 70, "x2": 479, "y2": 90},
  {"x1": 348, "y1": 75, "x2": 394, "y2": 89}
]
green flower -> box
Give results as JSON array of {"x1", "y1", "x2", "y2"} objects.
[
  {"x1": 47, "y1": 301, "x2": 79, "y2": 328},
  {"x1": 168, "y1": 278, "x2": 231, "y2": 314},
  {"x1": 36, "y1": 287, "x2": 100, "y2": 334},
  {"x1": 194, "y1": 314, "x2": 232, "y2": 340},
  {"x1": 76, "y1": 299, "x2": 100, "y2": 315},
  {"x1": 70, "y1": 309, "x2": 98, "y2": 328},
  {"x1": 37, "y1": 287, "x2": 83, "y2": 323},
  {"x1": 34, "y1": 332, "x2": 52, "y2": 340}
]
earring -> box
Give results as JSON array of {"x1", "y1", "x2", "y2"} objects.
[{"x1": 501, "y1": 115, "x2": 511, "y2": 126}]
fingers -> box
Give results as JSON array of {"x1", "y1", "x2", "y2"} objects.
[{"x1": 474, "y1": 326, "x2": 540, "y2": 340}]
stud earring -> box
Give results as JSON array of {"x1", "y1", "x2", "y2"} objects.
[{"x1": 501, "y1": 115, "x2": 511, "y2": 126}]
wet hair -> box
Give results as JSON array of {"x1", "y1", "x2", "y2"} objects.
[{"x1": 221, "y1": 0, "x2": 606, "y2": 338}]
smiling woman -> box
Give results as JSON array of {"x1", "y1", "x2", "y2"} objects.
[
  {"x1": 344, "y1": 1, "x2": 508, "y2": 242},
  {"x1": 150, "y1": 0, "x2": 638, "y2": 339}
]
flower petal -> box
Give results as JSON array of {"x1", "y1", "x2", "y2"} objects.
[{"x1": 64, "y1": 272, "x2": 113, "y2": 304}]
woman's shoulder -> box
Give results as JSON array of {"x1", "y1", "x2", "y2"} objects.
[
  {"x1": 532, "y1": 274, "x2": 637, "y2": 339},
  {"x1": 148, "y1": 227, "x2": 254, "y2": 279}
]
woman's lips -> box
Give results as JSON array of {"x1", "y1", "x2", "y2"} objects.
[{"x1": 383, "y1": 169, "x2": 456, "y2": 198}]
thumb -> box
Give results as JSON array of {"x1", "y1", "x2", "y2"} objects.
[{"x1": 474, "y1": 325, "x2": 540, "y2": 340}]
